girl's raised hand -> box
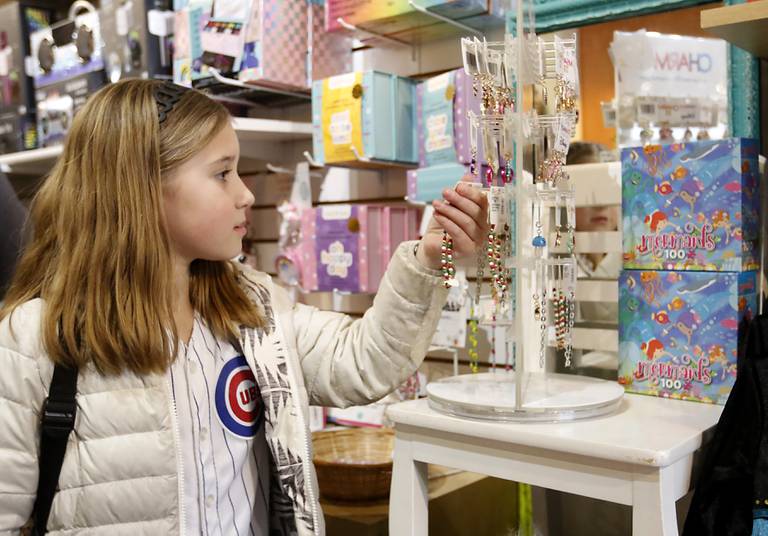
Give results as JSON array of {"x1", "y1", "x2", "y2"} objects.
[{"x1": 416, "y1": 176, "x2": 490, "y2": 270}]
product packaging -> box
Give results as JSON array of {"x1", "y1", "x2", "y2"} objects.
[
  {"x1": 622, "y1": 138, "x2": 760, "y2": 272},
  {"x1": 618, "y1": 269, "x2": 757, "y2": 404}
]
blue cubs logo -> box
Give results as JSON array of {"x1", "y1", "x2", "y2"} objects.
[{"x1": 215, "y1": 356, "x2": 264, "y2": 438}]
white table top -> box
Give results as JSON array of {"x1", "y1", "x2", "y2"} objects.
[{"x1": 386, "y1": 394, "x2": 723, "y2": 468}]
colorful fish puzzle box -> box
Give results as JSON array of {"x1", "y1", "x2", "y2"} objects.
[
  {"x1": 618, "y1": 269, "x2": 757, "y2": 404},
  {"x1": 622, "y1": 138, "x2": 760, "y2": 272}
]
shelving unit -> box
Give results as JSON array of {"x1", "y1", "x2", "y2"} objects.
[
  {"x1": 0, "y1": 118, "x2": 313, "y2": 175},
  {"x1": 701, "y1": 1, "x2": 768, "y2": 58}
]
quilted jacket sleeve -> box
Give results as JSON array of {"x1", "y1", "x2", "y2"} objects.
[
  {"x1": 0, "y1": 344, "x2": 44, "y2": 534},
  {"x1": 292, "y1": 241, "x2": 449, "y2": 408}
]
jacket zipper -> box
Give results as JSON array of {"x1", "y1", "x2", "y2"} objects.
[
  {"x1": 299, "y1": 407, "x2": 321, "y2": 535},
  {"x1": 166, "y1": 376, "x2": 186, "y2": 536}
]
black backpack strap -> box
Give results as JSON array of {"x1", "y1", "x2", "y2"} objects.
[{"x1": 32, "y1": 363, "x2": 78, "y2": 536}]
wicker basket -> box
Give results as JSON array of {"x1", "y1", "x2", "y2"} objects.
[{"x1": 312, "y1": 428, "x2": 394, "y2": 502}]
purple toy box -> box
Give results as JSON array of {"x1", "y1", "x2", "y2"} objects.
[
  {"x1": 622, "y1": 138, "x2": 760, "y2": 272},
  {"x1": 300, "y1": 205, "x2": 420, "y2": 292},
  {"x1": 618, "y1": 269, "x2": 757, "y2": 404}
]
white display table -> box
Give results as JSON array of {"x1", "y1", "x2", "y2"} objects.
[{"x1": 387, "y1": 394, "x2": 723, "y2": 535}]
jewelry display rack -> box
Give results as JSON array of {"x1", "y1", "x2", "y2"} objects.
[{"x1": 426, "y1": 0, "x2": 624, "y2": 422}]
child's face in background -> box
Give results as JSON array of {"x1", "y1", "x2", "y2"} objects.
[
  {"x1": 163, "y1": 123, "x2": 255, "y2": 264},
  {"x1": 575, "y1": 205, "x2": 619, "y2": 232}
]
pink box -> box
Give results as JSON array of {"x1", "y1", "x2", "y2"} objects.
[
  {"x1": 300, "y1": 204, "x2": 419, "y2": 292},
  {"x1": 239, "y1": 0, "x2": 309, "y2": 91},
  {"x1": 309, "y1": 1, "x2": 353, "y2": 84}
]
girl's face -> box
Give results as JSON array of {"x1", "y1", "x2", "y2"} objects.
[{"x1": 163, "y1": 123, "x2": 255, "y2": 264}]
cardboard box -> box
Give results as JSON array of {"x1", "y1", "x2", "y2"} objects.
[
  {"x1": 407, "y1": 162, "x2": 469, "y2": 203},
  {"x1": 300, "y1": 204, "x2": 419, "y2": 292},
  {"x1": 238, "y1": 0, "x2": 309, "y2": 90},
  {"x1": 622, "y1": 138, "x2": 760, "y2": 272},
  {"x1": 173, "y1": 4, "x2": 208, "y2": 85},
  {"x1": 618, "y1": 269, "x2": 757, "y2": 404},
  {"x1": 308, "y1": 0, "x2": 352, "y2": 85},
  {"x1": 312, "y1": 71, "x2": 417, "y2": 165},
  {"x1": 416, "y1": 69, "x2": 479, "y2": 167}
]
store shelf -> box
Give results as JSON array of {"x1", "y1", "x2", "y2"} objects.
[
  {"x1": 701, "y1": 1, "x2": 768, "y2": 58},
  {"x1": 195, "y1": 71, "x2": 311, "y2": 108},
  {"x1": 0, "y1": 145, "x2": 61, "y2": 176},
  {"x1": 0, "y1": 118, "x2": 312, "y2": 176},
  {"x1": 322, "y1": 157, "x2": 419, "y2": 171},
  {"x1": 231, "y1": 117, "x2": 312, "y2": 143}
]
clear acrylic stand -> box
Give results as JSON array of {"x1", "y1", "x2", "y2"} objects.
[{"x1": 426, "y1": 0, "x2": 623, "y2": 423}]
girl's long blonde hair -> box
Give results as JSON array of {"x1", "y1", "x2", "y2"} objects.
[{"x1": 0, "y1": 79, "x2": 265, "y2": 375}]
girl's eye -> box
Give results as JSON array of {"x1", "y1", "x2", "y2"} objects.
[{"x1": 215, "y1": 169, "x2": 232, "y2": 180}]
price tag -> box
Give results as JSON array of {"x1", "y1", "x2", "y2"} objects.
[
  {"x1": 554, "y1": 115, "x2": 573, "y2": 155},
  {"x1": 461, "y1": 37, "x2": 479, "y2": 75},
  {"x1": 489, "y1": 186, "x2": 508, "y2": 228},
  {"x1": 554, "y1": 36, "x2": 564, "y2": 76},
  {"x1": 561, "y1": 47, "x2": 579, "y2": 94}
]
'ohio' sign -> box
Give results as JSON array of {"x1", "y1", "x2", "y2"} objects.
[{"x1": 611, "y1": 30, "x2": 727, "y2": 101}]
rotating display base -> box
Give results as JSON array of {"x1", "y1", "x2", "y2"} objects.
[{"x1": 427, "y1": 371, "x2": 624, "y2": 422}]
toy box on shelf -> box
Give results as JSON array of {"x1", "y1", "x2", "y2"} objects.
[
  {"x1": 407, "y1": 68, "x2": 481, "y2": 202},
  {"x1": 237, "y1": 0, "x2": 310, "y2": 90},
  {"x1": 173, "y1": 0, "x2": 352, "y2": 91},
  {"x1": 417, "y1": 68, "x2": 479, "y2": 167},
  {"x1": 308, "y1": 0, "x2": 352, "y2": 86},
  {"x1": 299, "y1": 204, "x2": 420, "y2": 292},
  {"x1": 407, "y1": 162, "x2": 468, "y2": 203},
  {"x1": 618, "y1": 269, "x2": 757, "y2": 404},
  {"x1": 622, "y1": 138, "x2": 760, "y2": 272},
  {"x1": 311, "y1": 71, "x2": 417, "y2": 166}
]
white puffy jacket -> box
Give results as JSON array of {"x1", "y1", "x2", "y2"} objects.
[{"x1": 0, "y1": 241, "x2": 448, "y2": 535}]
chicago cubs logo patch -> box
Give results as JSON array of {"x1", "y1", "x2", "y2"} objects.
[{"x1": 215, "y1": 356, "x2": 264, "y2": 438}]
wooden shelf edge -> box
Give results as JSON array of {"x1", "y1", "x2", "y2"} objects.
[
  {"x1": 0, "y1": 118, "x2": 312, "y2": 175},
  {"x1": 701, "y1": 1, "x2": 768, "y2": 58}
]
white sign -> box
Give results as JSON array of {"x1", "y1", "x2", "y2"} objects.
[{"x1": 610, "y1": 30, "x2": 727, "y2": 102}]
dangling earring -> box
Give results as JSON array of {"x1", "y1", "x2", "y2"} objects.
[{"x1": 532, "y1": 203, "x2": 546, "y2": 250}]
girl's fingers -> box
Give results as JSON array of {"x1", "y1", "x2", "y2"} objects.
[
  {"x1": 442, "y1": 187, "x2": 486, "y2": 231},
  {"x1": 456, "y1": 181, "x2": 488, "y2": 211},
  {"x1": 432, "y1": 200, "x2": 481, "y2": 243},
  {"x1": 433, "y1": 213, "x2": 474, "y2": 252}
]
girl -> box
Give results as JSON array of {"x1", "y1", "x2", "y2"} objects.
[{"x1": 0, "y1": 79, "x2": 488, "y2": 535}]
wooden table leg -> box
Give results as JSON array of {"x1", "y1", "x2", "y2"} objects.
[
  {"x1": 631, "y1": 465, "x2": 679, "y2": 536},
  {"x1": 389, "y1": 433, "x2": 429, "y2": 536}
]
